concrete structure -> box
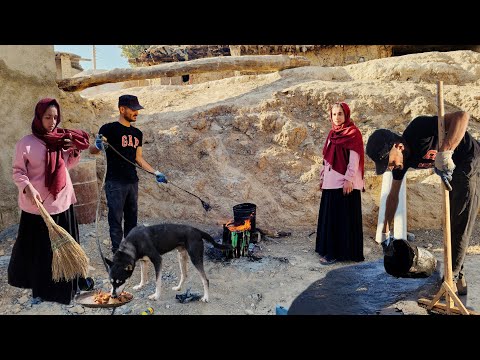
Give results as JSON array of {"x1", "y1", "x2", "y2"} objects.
[{"x1": 55, "y1": 52, "x2": 90, "y2": 79}]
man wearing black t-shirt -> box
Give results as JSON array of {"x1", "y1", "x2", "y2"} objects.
[
  {"x1": 366, "y1": 111, "x2": 478, "y2": 295},
  {"x1": 89, "y1": 95, "x2": 167, "y2": 254}
]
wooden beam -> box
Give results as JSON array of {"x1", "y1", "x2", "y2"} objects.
[
  {"x1": 418, "y1": 298, "x2": 477, "y2": 315},
  {"x1": 57, "y1": 55, "x2": 311, "y2": 92}
]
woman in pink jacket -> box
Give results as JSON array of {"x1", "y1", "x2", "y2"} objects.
[
  {"x1": 315, "y1": 102, "x2": 365, "y2": 265},
  {"x1": 8, "y1": 98, "x2": 92, "y2": 305}
]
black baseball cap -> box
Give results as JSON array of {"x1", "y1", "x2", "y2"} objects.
[
  {"x1": 366, "y1": 129, "x2": 397, "y2": 175},
  {"x1": 118, "y1": 94, "x2": 144, "y2": 110}
]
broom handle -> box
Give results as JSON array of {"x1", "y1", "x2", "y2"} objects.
[
  {"x1": 34, "y1": 197, "x2": 60, "y2": 234},
  {"x1": 34, "y1": 197, "x2": 52, "y2": 222},
  {"x1": 437, "y1": 81, "x2": 454, "y2": 292}
]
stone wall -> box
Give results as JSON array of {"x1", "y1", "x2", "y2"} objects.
[
  {"x1": 304, "y1": 45, "x2": 392, "y2": 66},
  {"x1": 229, "y1": 45, "x2": 393, "y2": 66},
  {"x1": 1, "y1": 45, "x2": 57, "y2": 81}
]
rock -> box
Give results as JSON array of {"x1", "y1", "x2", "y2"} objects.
[
  {"x1": 0, "y1": 249, "x2": 4, "y2": 256},
  {"x1": 0, "y1": 255, "x2": 10, "y2": 268},
  {"x1": 244, "y1": 309, "x2": 254, "y2": 315},
  {"x1": 12, "y1": 305, "x2": 22, "y2": 314},
  {"x1": 18, "y1": 295, "x2": 29, "y2": 304},
  {"x1": 102, "y1": 240, "x2": 110, "y2": 245},
  {"x1": 394, "y1": 300, "x2": 427, "y2": 315},
  {"x1": 69, "y1": 305, "x2": 85, "y2": 314}
]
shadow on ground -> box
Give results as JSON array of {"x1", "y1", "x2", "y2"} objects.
[{"x1": 288, "y1": 259, "x2": 441, "y2": 315}]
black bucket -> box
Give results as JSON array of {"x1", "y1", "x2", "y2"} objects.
[
  {"x1": 233, "y1": 203, "x2": 256, "y2": 233},
  {"x1": 384, "y1": 239, "x2": 437, "y2": 278}
]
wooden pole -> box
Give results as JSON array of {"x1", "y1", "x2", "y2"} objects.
[
  {"x1": 438, "y1": 81, "x2": 454, "y2": 311},
  {"x1": 437, "y1": 81, "x2": 455, "y2": 308},
  {"x1": 57, "y1": 55, "x2": 311, "y2": 92},
  {"x1": 418, "y1": 81, "x2": 473, "y2": 315}
]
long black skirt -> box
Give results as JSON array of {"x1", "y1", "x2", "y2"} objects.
[
  {"x1": 8, "y1": 205, "x2": 81, "y2": 305},
  {"x1": 315, "y1": 189, "x2": 364, "y2": 262}
]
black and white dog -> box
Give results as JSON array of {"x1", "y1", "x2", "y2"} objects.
[{"x1": 104, "y1": 223, "x2": 232, "y2": 302}]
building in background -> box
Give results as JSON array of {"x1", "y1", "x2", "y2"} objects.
[{"x1": 55, "y1": 52, "x2": 91, "y2": 79}]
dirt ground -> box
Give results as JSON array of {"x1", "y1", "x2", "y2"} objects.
[{"x1": 1, "y1": 216, "x2": 480, "y2": 315}]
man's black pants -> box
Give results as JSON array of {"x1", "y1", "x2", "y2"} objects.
[
  {"x1": 105, "y1": 180, "x2": 138, "y2": 253},
  {"x1": 450, "y1": 155, "x2": 480, "y2": 279}
]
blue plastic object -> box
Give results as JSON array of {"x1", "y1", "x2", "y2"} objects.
[{"x1": 275, "y1": 305, "x2": 288, "y2": 315}]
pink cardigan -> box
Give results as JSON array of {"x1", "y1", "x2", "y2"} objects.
[
  {"x1": 321, "y1": 150, "x2": 364, "y2": 190},
  {"x1": 12, "y1": 134, "x2": 81, "y2": 215}
]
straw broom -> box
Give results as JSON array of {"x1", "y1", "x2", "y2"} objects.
[{"x1": 34, "y1": 198, "x2": 89, "y2": 282}]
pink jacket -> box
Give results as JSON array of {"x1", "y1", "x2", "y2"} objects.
[
  {"x1": 12, "y1": 134, "x2": 81, "y2": 215},
  {"x1": 321, "y1": 149, "x2": 364, "y2": 190}
]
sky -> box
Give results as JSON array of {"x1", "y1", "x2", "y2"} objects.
[{"x1": 53, "y1": 45, "x2": 130, "y2": 71}]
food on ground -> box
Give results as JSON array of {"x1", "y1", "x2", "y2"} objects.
[{"x1": 93, "y1": 290, "x2": 133, "y2": 304}]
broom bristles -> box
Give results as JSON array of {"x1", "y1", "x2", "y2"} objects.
[
  {"x1": 36, "y1": 198, "x2": 90, "y2": 282},
  {"x1": 51, "y1": 239, "x2": 89, "y2": 281}
]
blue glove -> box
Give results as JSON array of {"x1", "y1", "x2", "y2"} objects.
[
  {"x1": 95, "y1": 134, "x2": 106, "y2": 151},
  {"x1": 154, "y1": 170, "x2": 168, "y2": 184},
  {"x1": 434, "y1": 167, "x2": 453, "y2": 191}
]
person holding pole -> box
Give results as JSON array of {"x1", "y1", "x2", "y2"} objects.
[
  {"x1": 366, "y1": 110, "x2": 477, "y2": 295},
  {"x1": 89, "y1": 94, "x2": 168, "y2": 255}
]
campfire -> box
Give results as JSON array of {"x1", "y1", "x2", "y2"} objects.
[{"x1": 222, "y1": 203, "x2": 256, "y2": 258}]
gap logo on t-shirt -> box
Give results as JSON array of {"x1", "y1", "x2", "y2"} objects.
[{"x1": 122, "y1": 135, "x2": 140, "y2": 148}]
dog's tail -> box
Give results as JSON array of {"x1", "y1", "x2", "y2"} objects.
[{"x1": 200, "y1": 230, "x2": 232, "y2": 250}]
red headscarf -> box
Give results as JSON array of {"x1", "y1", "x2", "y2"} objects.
[
  {"x1": 322, "y1": 102, "x2": 365, "y2": 178},
  {"x1": 31, "y1": 98, "x2": 90, "y2": 199}
]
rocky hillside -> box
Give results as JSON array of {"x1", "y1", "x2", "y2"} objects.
[{"x1": 76, "y1": 50, "x2": 480, "y2": 232}]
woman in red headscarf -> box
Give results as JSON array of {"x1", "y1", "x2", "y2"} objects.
[
  {"x1": 315, "y1": 102, "x2": 365, "y2": 265},
  {"x1": 8, "y1": 98, "x2": 93, "y2": 305}
]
